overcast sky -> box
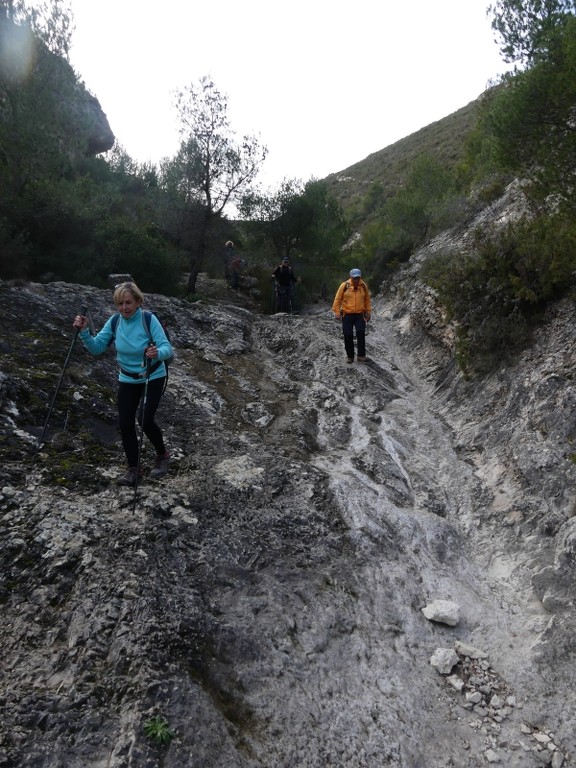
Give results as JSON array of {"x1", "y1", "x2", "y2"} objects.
[{"x1": 67, "y1": 0, "x2": 505, "y2": 189}]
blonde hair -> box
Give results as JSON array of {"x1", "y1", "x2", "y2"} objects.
[{"x1": 113, "y1": 281, "x2": 144, "y2": 306}]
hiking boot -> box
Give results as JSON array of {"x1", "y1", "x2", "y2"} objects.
[
  {"x1": 117, "y1": 467, "x2": 142, "y2": 487},
  {"x1": 149, "y1": 452, "x2": 170, "y2": 479},
  {"x1": 357, "y1": 355, "x2": 367, "y2": 362},
  {"x1": 346, "y1": 357, "x2": 354, "y2": 364}
]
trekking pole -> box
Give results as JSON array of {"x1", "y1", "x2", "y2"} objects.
[
  {"x1": 34, "y1": 303, "x2": 87, "y2": 459},
  {"x1": 132, "y1": 351, "x2": 152, "y2": 513}
]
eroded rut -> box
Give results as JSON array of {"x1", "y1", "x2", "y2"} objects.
[{"x1": 0, "y1": 281, "x2": 573, "y2": 767}]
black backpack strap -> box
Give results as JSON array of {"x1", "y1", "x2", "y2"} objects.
[{"x1": 142, "y1": 310, "x2": 153, "y2": 341}]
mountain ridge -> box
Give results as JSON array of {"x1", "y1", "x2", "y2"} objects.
[{"x1": 324, "y1": 97, "x2": 480, "y2": 213}]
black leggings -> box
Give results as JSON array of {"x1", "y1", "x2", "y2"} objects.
[{"x1": 117, "y1": 378, "x2": 166, "y2": 467}]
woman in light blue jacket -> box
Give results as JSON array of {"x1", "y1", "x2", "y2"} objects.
[{"x1": 73, "y1": 282, "x2": 172, "y2": 487}]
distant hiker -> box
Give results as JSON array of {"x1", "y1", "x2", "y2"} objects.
[
  {"x1": 273, "y1": 256, "x2": 297, "y2": 312},
  {"x1": 332, "y1": 268, "x2": 372, "y2": 363},
  {"x1": 224, "y1": 240, "x2": 236, "y2": 285},
  {"x1": 229, "y1": 253, "x2": 244, "y2": 290},
  {"x1": 72, "y1": 281, "x2": 173, "y2": 487}
]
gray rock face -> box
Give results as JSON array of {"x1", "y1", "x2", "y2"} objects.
[
  {"x1": 0, "y1": 15, "x2": 115, "y2": 156},
  {"x1": 71, "y1": 84, "x2": 115, "y2": 154},
  {"x1": 0, "y1": 274, "x2": 574, "y2": 767}
]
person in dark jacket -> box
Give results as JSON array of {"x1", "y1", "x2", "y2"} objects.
[
  {"x1": 223, "y1": 240, "x2": 235, "y2": 284},
  {"x1": 273, "y1": 257, "x2": 297, "y2": 312}
]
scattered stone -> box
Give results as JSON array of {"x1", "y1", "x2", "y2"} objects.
[
  {"x1": 447, "y1": 674, "x2": 465, "y2": 692},
  {"x1": 485, "y1": 748, "x2": 500, "y2": 763},
  {"x1": 465, "y1": 691, "x2": 483, "y2": 704},
  {"x1": 533, "y1": 732, "x2": 552, "y2": 744},
  {"x1": 422, "y1": 599, "x2": 461, "y2": 626},
  {"x1": 430, "y1": 647, "x2": 460, "y2": 674},
  {"x1": 454, "y1": 641, "x2": 488, "y2": 659}
]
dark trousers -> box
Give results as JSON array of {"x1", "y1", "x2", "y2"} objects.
[
  {"x1": 117, "y1": 378, "x2": 166, "y2": 467},
  {"x1": 342, "y1": 314, "x2": 366, "y2": 358}
]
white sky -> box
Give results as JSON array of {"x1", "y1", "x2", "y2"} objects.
[{"x1": 68, "y1": 0, "x2": 505, "y2": 189}]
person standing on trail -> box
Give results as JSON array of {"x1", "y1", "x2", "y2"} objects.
[
  {"x1": 273, "y1": 256, "x2": 297, "y2": 311},
  {"x1": 224, "y1": 240, "x2": 236, "y2": 285},
  {"x1": 229, "y1": 252, "x2": 244, "y2": 290},
  {"x1": 332, "y1": 268, "x2": 372, "y2": 363},
  {"x1": 72, "y1": 282, "x2": 173, "y2": 487}
]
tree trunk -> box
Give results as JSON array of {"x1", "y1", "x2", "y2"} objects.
[
  {"x1": 187, "y1": 266, "x2": 199, "y2": 295},
  {"x1": 185, "y1": 210, "x2": 210, "y2": 295}
]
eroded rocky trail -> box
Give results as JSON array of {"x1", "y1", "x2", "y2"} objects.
[{"x1": 0, "y1": 280, "x2": 574, "y2": 767}]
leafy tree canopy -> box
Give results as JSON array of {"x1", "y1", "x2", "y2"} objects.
[
  {"x1": 0, "y1": 0, "x2": 74, "y2": 59},
  {"x1": 240, "y1": 178, "x2": 348, "y2": 265},
  {"x1": 164, "y1": 76, "x2": 268, "y2": 294},
  {"x1": 480, "y1": 13, "x2": 576, "y2": 209},
  {"x1": 488, "y1": 0, "x2": 576, "y2": 66}
]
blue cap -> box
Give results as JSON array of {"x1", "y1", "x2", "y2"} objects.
[{"x1": 350, "y1": 268, "x2": 361, "y2": 278}]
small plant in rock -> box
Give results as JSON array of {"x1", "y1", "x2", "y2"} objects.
[{"x1": 143, "y1": 714, "x2": 175, "y2": 745}]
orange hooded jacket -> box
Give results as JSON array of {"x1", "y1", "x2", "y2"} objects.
[{"x1": 332, "y1": 279, "x2": 371, "y2": 317}]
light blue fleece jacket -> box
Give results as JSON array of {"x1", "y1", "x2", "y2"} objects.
[{"x1": 79, "y1": 308, "x2": 172, "y2": 384}]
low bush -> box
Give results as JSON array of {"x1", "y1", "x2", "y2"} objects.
[{"x1": 421, "y1": 213, "x2": 576, "y2": 373}]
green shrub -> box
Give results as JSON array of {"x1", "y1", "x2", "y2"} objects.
[
  {"x1": 143, "y1": 714, "x2": 175, "y2": 745},
  {"x1": 421, "y1": 212, "x2": 576, "y2": 373}
]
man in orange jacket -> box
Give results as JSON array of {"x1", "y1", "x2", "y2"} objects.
[{"x1": 332, "y1": 268, "x2": 372, "y2": 363}]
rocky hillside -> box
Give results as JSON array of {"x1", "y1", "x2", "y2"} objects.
[
  {"x1": 325, "y1": 98, "x2": 479, "y2": 213},
  {"x1": 0, "y1": 255, "x2": 575, "y2": 766}
]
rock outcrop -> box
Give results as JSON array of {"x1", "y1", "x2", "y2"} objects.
[
  {"x1": 69, "y1": 83, "x2": 115, "y2": 155},
  {"x1": 0, "y1": 14, "x2": 114, "y2": 156},
  {"x1": 0, "y1": 272, "x2": 574, "y2": 767}
]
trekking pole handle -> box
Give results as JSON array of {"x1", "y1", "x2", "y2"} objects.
[
  {"x1": 73, "y1": 304, "x2": 89, "y2": 331},
  {"x1": 142, "y1": 341, "x2": 155, "y2": 370}
]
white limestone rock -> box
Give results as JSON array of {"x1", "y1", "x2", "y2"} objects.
[
  {"x1": 446, "y1": 674, "x2": 465, "y2": 691},
  {"x1": 454, "y1": 640, "x2": 488, "y2": 659},
  {"x1": 430, "y1": 647, "x2": 460, "y2": 674},
  {"x1": 421, "y1": 599, "x2": 461, "y2": 626}
]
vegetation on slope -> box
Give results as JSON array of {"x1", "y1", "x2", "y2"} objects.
[{"x1": 422, "y1": 1, "x2": 576, "y2": 373}]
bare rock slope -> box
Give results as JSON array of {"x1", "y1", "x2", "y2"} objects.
[{"x1": 0, "y1": 274, "x2": 575, "y2": 767}]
